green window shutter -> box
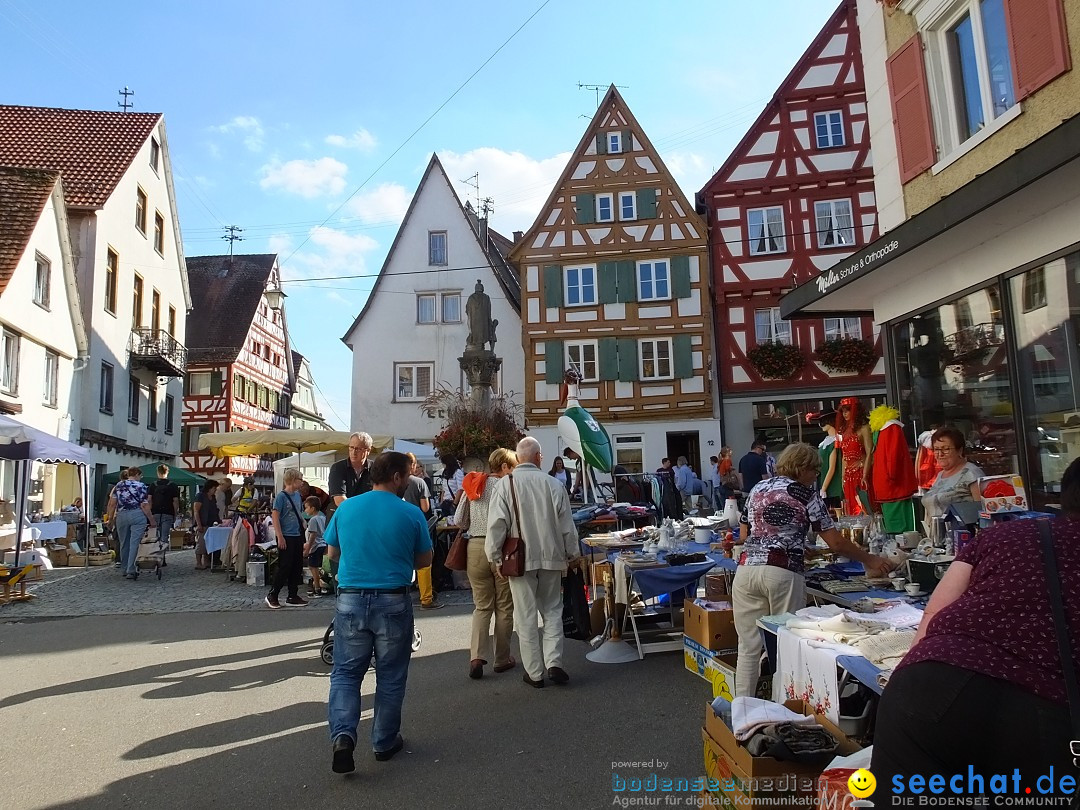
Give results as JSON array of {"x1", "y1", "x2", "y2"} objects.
[
  {"x1": 233, "y1": 373, "x2": 244, "y2": 399},
  {"x1": 210, "y1": 370, "x2": 223, "y2": 395},
  {"x1": 617, "y1": 338, "x2": 639, "y2": 382},
  {"x1": 543, "y1": 265, "x2": 564, "y2": 308},
  {"x1": 575, "y1": 193, "x2": 595, "y2": 225},
  {"x1": 673, "y1": 335, "x2": 693, "y2": 378},
  {"x1": 616, "y1": 260, "x2": 637, "y2": 303},
  {"x1": 595, "y1": 134, "x2": 608, "y2": 155},
  {"x1": 671, "y1": 255, "x2": 691, "y2": 299},
  {"x1": 545, "y1": 340, "x2": 564, "y2": 384},
  {"x1": 621, "y1": 129, "x2": 633, "y2": 151},
  {"x1": 637, "y1": 187, "x2": 658, "y2": 219},
  {"x1": 599, "y1": 338, "x2": 618, "y2": 381},
  {"x1": 598, "y1": 261, "x2": 618, "y2": 304}
]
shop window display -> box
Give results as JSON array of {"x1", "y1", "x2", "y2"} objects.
[
  {"x1": 1008, "y1": 252, "x2": 1080, "y2": 510},
  {"x1": 893, "y1": 285, "x2": 1015, "y2": 477}
]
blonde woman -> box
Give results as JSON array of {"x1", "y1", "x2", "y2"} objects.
[
  {"x1": 267, "y1": 468, "x2": 308, "y2": 609},
  {"x1": 733, "y1": 442, "x2": 892, "y2": 697},
  {"x1": 455, "y1": 448, "x2": 517, "y2": 679}
]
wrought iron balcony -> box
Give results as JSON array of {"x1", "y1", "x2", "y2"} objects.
[{"x1": 129, "y1": 328, "x2": 187, "y2": 378}]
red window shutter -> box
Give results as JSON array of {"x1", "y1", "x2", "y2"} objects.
[
  {"x1": 886, "y1": 34, "x2": 936, "y2": 183},
  {"x1": 1005, "y1": 0, "x2": 1071, "y2": 100}
]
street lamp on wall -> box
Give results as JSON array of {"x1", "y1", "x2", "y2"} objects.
[{"x1": 264, "y1": 285, "x2": 287, "y2": 311}]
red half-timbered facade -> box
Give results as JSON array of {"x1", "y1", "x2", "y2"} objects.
[
  {"x1": 697, "y1": 0, "x2": 886, "y2": 445},
  {"x1": 180, "y1": 254, "x2": 292, "y2": 486}
]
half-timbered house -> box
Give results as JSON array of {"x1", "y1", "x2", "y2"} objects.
[
  {"x1": 697, "y1": 0, "x2": 886, "y2": 448},
  {"x1": 511, "y1": 87, "x2": 719, "y2": 474},
  {"x1": 181, "y1": 254, "x2": 291, "y2": 486}
]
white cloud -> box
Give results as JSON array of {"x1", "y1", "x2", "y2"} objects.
[
  {"x1": 212, "y1": 115, "x2": 265, "y2": 152},
  {"x1": 663, "y1": 151, "x2": 713, "y2": 199},
  {"x1": 438, "y1": 147, "x2": 572, "y2": 235},
  {"x1": 344, "y1": 182, "x2": 412, "y2": 225},
  {"x1": 326, "y1": 129, "x2": 378, "y2": 152},
  {"x1": 273, "y1": 225, "x2": 379, "y2": 281},
  {"x1": 259, "y1": 157, "x2": 348, "y2": 199}
]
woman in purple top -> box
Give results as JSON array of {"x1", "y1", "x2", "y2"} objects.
[{"x1": 871, "y1": 458, "x2": 1080, "y2": 794}]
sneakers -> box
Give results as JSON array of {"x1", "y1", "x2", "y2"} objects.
[
  {"x1": 285, "y1": 596, "x2": 309, "y2": 607},
  {"x1": 332, "y1": 735, "x2": 355, "y2": 774},
  {"x1": 265, "y1": 594, "x2": 281, "y2": 610},
  {"x1": 419, "y1": 600, "x2": 445, "y2": 610},
  {"x1": 374, "y1": 734, "x2": 404, "y2": 762}
]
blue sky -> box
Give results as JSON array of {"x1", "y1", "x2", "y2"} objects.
[{"x1": 2, "y1": 0, "x2": 839, "y2": 428}]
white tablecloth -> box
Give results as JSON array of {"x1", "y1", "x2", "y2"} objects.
[
  {"x1": 203, "y1": 526, "x2": 232, "y2": 554},
  {"x1": 31, "y1": 521, "x2": 69, "y2": 541}
]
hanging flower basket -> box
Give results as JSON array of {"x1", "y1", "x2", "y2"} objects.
[
  {"x1": 814, "y1": 337, "x2": 877, "y2": 374},
  {"x1": 747, "y1": 342, "x2": 806, "y2": 380},
  {"x1": 425, "y1": 385, "x2": 524, "y2": 461}
]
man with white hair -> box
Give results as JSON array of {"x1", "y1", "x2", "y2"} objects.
[
  {"x1": 486, "y1": 437, "x2": 581, "y2": 688},
  {"x1": 328, "y1": 432, "x2": 374, "y2": 507}
]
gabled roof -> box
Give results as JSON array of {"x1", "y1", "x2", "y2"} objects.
[
  {"x1": 508, "y1": 84, "x2": 707, "y2": 261},
  {"x1": 0, "y1": 166, "x2": 60, "y2": 295},
  {"x1": 0, "y1": 105, "x2": 161, "y2": 209},
  {"x1": 341, "y1": 153, "x2": 521, "y2": 344},
  {"x1": 185, "y1": 254, "x2": 277, "y2": 365},
  {"x1": 697, "y1": 0, "x2": 856, "y2": 197}
]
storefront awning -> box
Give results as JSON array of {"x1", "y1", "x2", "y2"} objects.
[{"x1": 781, "y1": 114, "x2": 1080, "y2": 322}]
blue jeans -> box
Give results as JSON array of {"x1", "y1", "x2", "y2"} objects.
[
  {"x1": 155, "y1": 513, "x2": 175, "y2": 544},
  {"x1": 328, "y1": 592, "x2": 414, "y2": 752},
  {"x1": 116, "y1": 509, "x2": 148, "y2": 575}
]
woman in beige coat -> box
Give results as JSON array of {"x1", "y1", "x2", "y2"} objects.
[{"x1": 455, "y1": 448, "x2": 517, "y2": 680}]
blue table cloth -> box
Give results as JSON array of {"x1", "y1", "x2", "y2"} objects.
[
  {"x1": 837, "y1": 655, "x2": 885, "y2": 695},
  {"x1": 629, "y1": 560, "x2": 715, "y2": 601}
]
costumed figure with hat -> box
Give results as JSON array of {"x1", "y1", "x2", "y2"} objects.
[
  {"x1": 809, "y1": 410, "x2": 843, "y2": 511},
  {"x1": 869, "y1": 404, "x2": 918, "y2": 532},
  {"x1": 836, "y1": 397, "x2": 873, "y2": 515}
]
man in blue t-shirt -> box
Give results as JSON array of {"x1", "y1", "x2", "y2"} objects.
[
  {"x1": 324, "y1": 451, "x2": 432, "y2": 775},
  {"x1": 738, "y1": 440, "x2": 770, "y2": 495}
]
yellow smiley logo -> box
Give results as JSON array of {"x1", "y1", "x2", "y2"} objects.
[{"x1": 848, "y1": 768, "x2": 877, "y2": 799}]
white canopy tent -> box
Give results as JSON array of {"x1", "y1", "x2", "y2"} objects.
[
  {"x1": 271, "y1": 439, "x2": 438, "y2": 492},
  {"x1": 0, "y1": 414, "x2": 90, "y2": 569}
]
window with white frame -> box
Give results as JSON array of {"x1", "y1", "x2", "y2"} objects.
[
  {"x1": 395, "y1": 362, "x2": 433, "y2": 401},
  {"x1": 565, "y1": 341, "x2": 598, "y2": 382},
  {"x1": 639, "y1": 338, "x2": 673, "y2": 381},
  {"x1": 43, "y1": 350, "x2": 58, "y2": 407},
  {"x1": 608, "y1": 132, "x2": 623, "y2": 154},
  {"x1": 428, "y1": 231, "x2": 447, "y2": 265},
  {"x1": 637, "y1": 260, "x2": 670, "y2": 301},
  {"x1": 565, "y1": 265, "x2": 596, "y2": 306},
  {"x1": 0, "y1": 331, "x2": 19, "y2": 395},
  {"x1": 596, "y1": 194, "x2": 614, "y2": 223},
  {"x1": 135, "y1": 187, "x2": 147, "y2": 234},
  {"x1": 188, "y1": 371, "x2": 212, "y2": 396},
  {"x1": 824, "y1": 317, "x2": 863, "y2": 341},
  {"x1": 814, "y1": 110, "x2": 845, "y2": 148},
  {"x1": 755, "y1": 308, "x2": 792, "y2": 345},
  {"x1": 747, "y1": 207, "x2": 786, "y2": 255},
  {"x1": 814, "y1": 199, "x2": 856, "y2": 248},
  {"x1": 613, "y1": 435, "x2": 644, "y2": 474},
  {"x1": 441, "y1": 292, "x2": 461, "y2": 323},
  {"x1": 619, "y1": 191, "x2": 636, "y2": 221},
  {"x1": 928, "y1": 0, "x2": 1016, "y2": 150},
  {"x1": 417, "y1": 294, "x2": 436, "y2": 324},
  {"x1": 34, "y1": 253, "x2": 50, "y2": 309}
]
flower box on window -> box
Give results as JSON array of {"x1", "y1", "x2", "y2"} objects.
[
  {"x1": 746, "y1": 342, "x2": 806, "y2": 380},
  {"x1": 814, "y1": 337, "x2": 877, "y2": 374}
]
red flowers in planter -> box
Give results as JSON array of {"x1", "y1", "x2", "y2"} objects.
[
  {"x1": 746, "y1": 342, "x2": 806, "y2": 380},
  {"x1": 814, "y1": 338, "x2": 877, "y2": 374}
]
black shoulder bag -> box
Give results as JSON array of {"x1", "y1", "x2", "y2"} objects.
[{"x1": 1037, "y1": 519, "x2": 1080, "y2": 803}]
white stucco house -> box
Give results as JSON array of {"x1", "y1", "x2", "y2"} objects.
[
  {"x1": 290, "y1": 350, "x2": 333, "y2": 431},
  {"x1": 342, "y1": 154, "x2": 523, "y2": 444},
  {"x1": 0, "y1": 106, "x2": 191, "y2": 509},
  {"x1": 0, "y1": 166, "x2": 90, "y2": 511}
]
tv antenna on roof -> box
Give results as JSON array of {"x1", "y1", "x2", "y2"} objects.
[
  {"x1": 118, "y1": 87, "x2": 135, "y2": 111},
  {"x1": 577, "y1": 82, "x2": 628, "y2": 108}
]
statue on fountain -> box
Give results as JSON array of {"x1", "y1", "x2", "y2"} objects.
[{"x1": 465, "y1": 279, "x2": 498, "y2": 353}]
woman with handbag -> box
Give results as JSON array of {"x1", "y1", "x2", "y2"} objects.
[
  {"x1": 871, "y1": 457, "x2": 1080, "y2": 797},
  {"x1": 266, "y1": 468, "x2": 308, "y2": 609},
  {"x1": 453, "y1": 448, "x2": 518, "y2": 680}
]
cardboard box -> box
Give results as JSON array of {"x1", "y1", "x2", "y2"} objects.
[
  {"x1": 684, "y1": 635, "x2": 738, "y2": 699},
  {"x1": 978, "y1": 474, "x2": 1028, "y2": 513},
  {"x1": 684, "y1": 599, "x2": 738, "y2": 651},
  {"x1": 68, "y1": 552, "x2": 112, "y2": 567},
  {"x1": 169, "y1": 530, "x2": 186, "y2": 550},
  {"x1": 49, "y1": 546, "x2": 69, "y2": 567}
]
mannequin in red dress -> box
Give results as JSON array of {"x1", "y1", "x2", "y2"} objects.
[{"x1": 836, "y1": 397, "x2": 874, "y2": 515}]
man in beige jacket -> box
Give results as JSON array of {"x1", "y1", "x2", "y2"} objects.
[{"x1": 486, "y1": 437, "x2": 581, "y2": 688}]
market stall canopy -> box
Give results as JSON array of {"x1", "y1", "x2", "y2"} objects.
[
  {"x1": 198, "y1": 429, "x2": 392, "y2": 458},
  {"x1": 101, "y1": 463, "x2": 208, "y2": 490},
  {"x1": 392, "y1": 439, "x2": 438, "y2": 466},
  {"x1": 0, "y1": 414, "x2": 89, "y2": 464}
]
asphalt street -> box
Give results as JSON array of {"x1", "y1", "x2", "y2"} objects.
[{"x1": 0, "y1": 557, "x2": 711, "y2": 810}]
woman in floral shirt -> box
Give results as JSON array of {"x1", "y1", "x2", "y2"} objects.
[
  {"x1": 107, "y1": 467, "x2": 156, "y2": 579},
  {"x1": 733, "y1": 443, "x2": 891, "y2": 698}
]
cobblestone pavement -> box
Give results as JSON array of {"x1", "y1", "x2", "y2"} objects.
[{"x1": 0, "y1": 548, "x2": 475, "y2": 618}]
